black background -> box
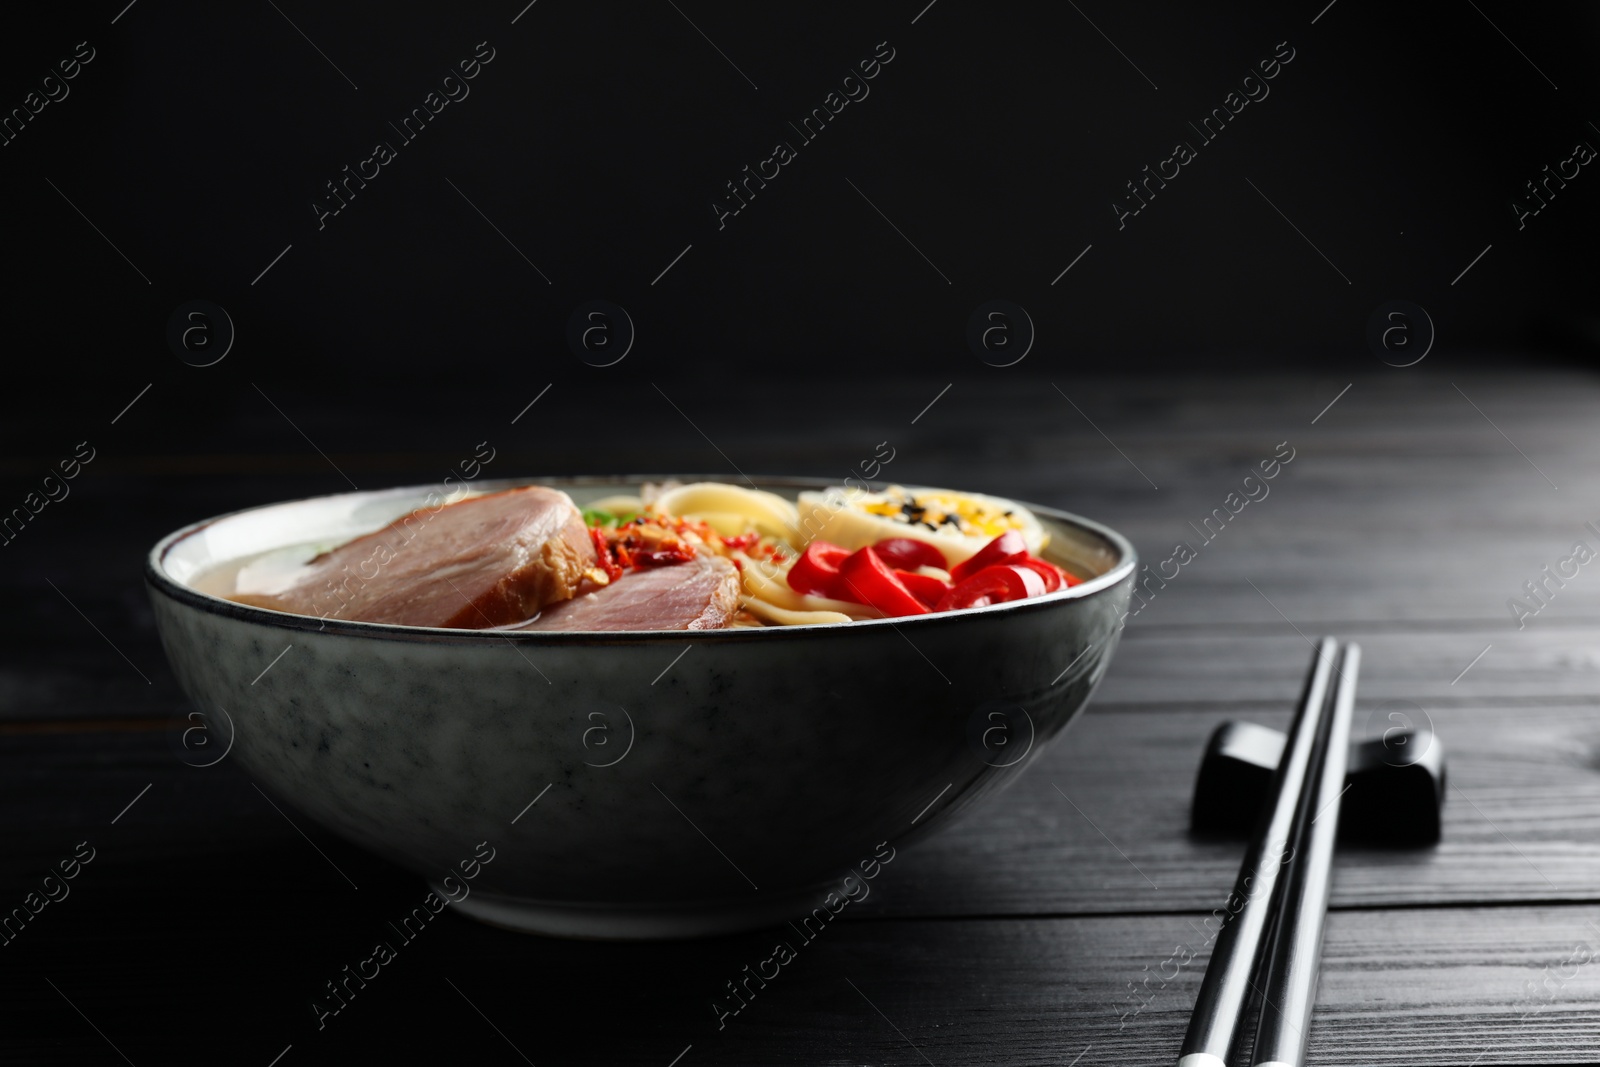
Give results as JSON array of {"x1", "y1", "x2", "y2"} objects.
[{"x1": 2, "y1": 0, "x2": 1598, "y2": 474}]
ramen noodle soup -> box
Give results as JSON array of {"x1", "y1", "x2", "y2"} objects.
[{"x1": 212, "y1": 481, "x2": 1080, "y2": 631}]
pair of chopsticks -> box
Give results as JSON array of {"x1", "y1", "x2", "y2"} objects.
[{"x1": 1178, "y1": 637, "x2": 1361, "y2": 1067}]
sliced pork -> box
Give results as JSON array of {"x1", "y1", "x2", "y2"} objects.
[
  {"x1": 516, "y1": 554, "x2": 740, "y2": 631},
  {"x1": 237, "y1": 486, "x2": 597, "y2": 628}
]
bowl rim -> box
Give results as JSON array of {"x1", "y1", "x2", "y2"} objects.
[{"x1": 145, "y1": 475, "x2": 1139, "y2": 643}]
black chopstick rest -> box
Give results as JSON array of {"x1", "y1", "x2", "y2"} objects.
[{"x1": 1191, "y1": 720, "x2": 1446, "y2": 844}]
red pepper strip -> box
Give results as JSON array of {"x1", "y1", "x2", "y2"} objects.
[
  {"x1": 1014, "y1": 557, "x2": 1063, "y2": 593},
  {"x1": 871, "y1": 537, "x2": 949, "y2": 572},
  {"x1": 949, "y1": 530, "x2": 1029, "y2": 584},
  {"x1": 935, "y1": 563, "x2": 1047, "y2": 612},
  {"x1": 835, "y1": 547, "x2": 931, "y2": 616},
  {"x1": 787, "y1": 541, "x2": 850, "y2": 598},
  {"x1": 894, "y1": 569, "x2": 951, "y2": 608},
  {"x1": 590, "y1": 527, "x2": 623, "y2": 582}
]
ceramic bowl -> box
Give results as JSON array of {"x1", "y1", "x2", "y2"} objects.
[{"x1": 146, "y1": 477, "x2": 1136, "y2": 938}]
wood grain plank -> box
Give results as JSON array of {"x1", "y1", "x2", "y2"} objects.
[
  {"x1": 1098, "y1": 627, "x2": 1600, "y2": 707},
  {"x1": 874, "y1": 699, "x2": 1600, "y2": 915},
  {"x1": 10, "y1": 617, "x2": 1600, "y2": 724},
  {"x1": 16, "y1": 454, "x2": 1600, "y2": 632},
  {"x1": 4, "y1": 878, "x2": 1597, "y2": 1065},
  {"x1": 8, "y1": 695, "x2": 1600, "y2": 919},
  {"x1": 8, "y1": 370, "x2": 1600, "y2": 651}
]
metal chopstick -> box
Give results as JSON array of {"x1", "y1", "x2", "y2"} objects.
[
  {"x1": 1177, "y1": 636, "x2": 1340, "y2": 1067},
  {"x1": 1249, "y1": 642, "x2": 1360, "y2": 1067}
]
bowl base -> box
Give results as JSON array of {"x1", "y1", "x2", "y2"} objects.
[{"x1": 435, "y1": 881, "x2": 840, "y2": 940}]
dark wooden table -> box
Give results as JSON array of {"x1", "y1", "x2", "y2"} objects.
[{"x1": 7, "y1": 368, "x2": 1600, "y2": 1065}]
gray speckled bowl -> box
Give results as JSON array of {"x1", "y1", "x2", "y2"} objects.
[{"x1": 146, "y1": 476, "x2": 1136, "y2": 939}]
